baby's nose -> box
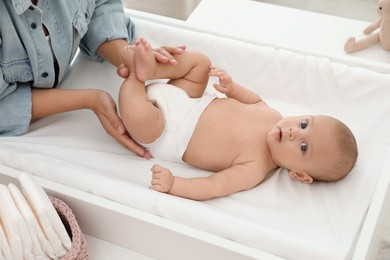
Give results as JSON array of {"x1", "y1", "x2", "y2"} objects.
[{"x1": 289, "y1": 127, "x2": 301, "y2": 140}]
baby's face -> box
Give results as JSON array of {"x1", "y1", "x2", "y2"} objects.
[{"x1": 266, "y1": 115, "x2": 339, "y2": 180}]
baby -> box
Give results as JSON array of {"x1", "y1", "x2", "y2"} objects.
[{"x1": 119, "y1": 38, "x2": 358, "y2": 201}]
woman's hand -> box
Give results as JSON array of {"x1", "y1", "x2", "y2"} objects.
[
  {"x1": 32, "y1": 88, "x2": 150, "y2": 158},
  {"x1": 90, "y1": 90, "x2": 151, "y2": 159},
  {"x1": 153, "y1": 45, "x2": 186, "y2": 65},
  {"x1": 117, "y1": 45, "x2": 186, "y2": 78}
]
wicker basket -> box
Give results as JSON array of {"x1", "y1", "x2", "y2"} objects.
[{"x1": 49, "y1": 196, "x2": 88, "y2": 260}]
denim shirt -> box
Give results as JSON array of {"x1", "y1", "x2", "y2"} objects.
[{"x1": 0, "y1": 0, "x2": 135, "y2": 135}]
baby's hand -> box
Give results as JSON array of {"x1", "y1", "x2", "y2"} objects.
[
  {"x1": 150, "y1": 164, "x2": 174, "y2": 193},
  {"x1": 209, "y1": 66, "x2": 234, "y2": 95}
]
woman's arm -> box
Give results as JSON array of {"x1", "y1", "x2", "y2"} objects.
[
  {"x1": 96, "y1": 39, "x2": 128, "y2": 67},
  {"x1": 32, "y1": 88, "x2": 98, "y2": 119},
  {"x1": 31, "y1": 88, "x2": 149, "y2": 157}
]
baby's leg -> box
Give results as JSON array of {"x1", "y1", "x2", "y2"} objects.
[
  {"x1": 119, "y1": 47, "x2": 164, "y2": 144},
  {"x1": 135, "y1": 38, "x2": 211, "y2": 98}
]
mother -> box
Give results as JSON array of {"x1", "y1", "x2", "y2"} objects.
[{"x1": 0, "y1": 0, "x2": 183, "y2": 158}]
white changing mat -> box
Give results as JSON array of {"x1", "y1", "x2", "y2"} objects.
[{"x1": 1, "y1": 18, "x2": 390, "y2": 259}]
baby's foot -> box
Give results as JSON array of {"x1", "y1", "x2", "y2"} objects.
[
  {"x1": 134, "y1": 38, "x2": 157, "y2": 82},
  {"x1": 121, "y1": 45, "x2": 136, "y2": 73}
]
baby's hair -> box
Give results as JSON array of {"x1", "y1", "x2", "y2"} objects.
[{"x1": 315, "y1": 119, "x2": 358, "y2": 182}]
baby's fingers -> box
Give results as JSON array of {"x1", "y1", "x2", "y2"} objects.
[
  {"x1": 213, "y1": 83, "x2": 224, "y2": 92},
  {"x1": 151, "y1": 177, "x2": 160, "y2": 184},
  {"x1": 214, "y1": 83, "x2": 231, "y2": 95},
  {"x1": 210, "y1": 65, "x2": 224, "y2": 72},
  {"x1": 149, "y1": 179, "x2": 169, "y2": 193},
  {"x1": 151, "y1": 164, "x2": 163, "y2": 173},
  {"x1": 209, "y1": 71, "x2": 224, "y2": 78},
  {"x1": 150, "y1": 184, "x2": 164, "y2": 192},
  {"x1": 150, "y1": 170, "x2": 163, "y2": 191},
  {"x1": 209, "y1": 67, "x2": 226, "y2": 77}
]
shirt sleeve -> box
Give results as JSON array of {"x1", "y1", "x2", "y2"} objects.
[
  {"x1": 79, "y1": 0, "x2": 135, "y2": 62},
  {"x1": 0, "y1": 69, "x2": 32, "y2": 136}
]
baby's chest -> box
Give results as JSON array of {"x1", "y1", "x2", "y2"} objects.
[{"x1": 185, "y1": 123, "x2": 267, "y2": 171}]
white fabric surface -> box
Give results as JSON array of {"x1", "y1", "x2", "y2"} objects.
[{"x1": 1, "y1": 18, "x2": 390, "y2": 259}]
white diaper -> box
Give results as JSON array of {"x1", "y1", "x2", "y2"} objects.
[{"x1": 141, "y1": 83, "x2": 217, "y2": 163}]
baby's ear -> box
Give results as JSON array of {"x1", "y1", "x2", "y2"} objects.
[{"x1": 288, "y1": 171, "x2": 313, "y2": 184}]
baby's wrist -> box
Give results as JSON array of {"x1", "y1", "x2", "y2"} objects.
[
  {"x1": 167, "y1": 176, "x2": 175, "y2": 194},
  {"x1": 226, "y1": 84, "x2": 236, "y2": 96}
]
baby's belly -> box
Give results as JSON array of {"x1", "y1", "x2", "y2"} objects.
[{"x1": 183, "y1": 99, "x2": 261, "y2": 171}]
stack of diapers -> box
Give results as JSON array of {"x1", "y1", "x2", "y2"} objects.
[{"x1": 0, "y1": 173, "x2": 81, "y2": 259}]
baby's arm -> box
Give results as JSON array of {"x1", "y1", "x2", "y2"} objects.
[
  {"x1": 209, "y1": 66, "x2": 262, "y2": 104},
  {"x1": 150, "y1": 163, "x2": 265, "y2": 200}
]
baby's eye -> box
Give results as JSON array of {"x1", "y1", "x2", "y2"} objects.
[
  {"x1": 300, "y1": 119, "x2": 308, "y2": 129},
  {"x1": 300, "y1": 142, "x2": 308, "y2": 153}
]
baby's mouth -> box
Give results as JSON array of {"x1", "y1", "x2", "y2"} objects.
[{"x1": 279, "y1": 128, "x2": 282, "y2": 142}]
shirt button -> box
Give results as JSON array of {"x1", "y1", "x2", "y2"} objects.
[
  {"x1": 29, "y1": 6, "x2": 34, "y2": 10},
  {"x1": 85, "y1": 13, "x2": 88, "y2": 19},
  {"x1": 31, "y1": 23, "x2": 37, "y2": 29},
  {"x1": 41, "y1": 72, "x2": 49, "y2": 78}
]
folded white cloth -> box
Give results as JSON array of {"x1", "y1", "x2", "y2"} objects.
[
  {"x1": 18, "y1": 173, "x2": 71, "y2": 258},
  {"x1": 8, "y1": 183, "x2": 54, "y2": 260},
  {"x1": 0, "y1": 184, "x2": 33, "y2": 260},
  {"x1": 0, "y1": 219, "x2": 12, "y2": 260}
]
